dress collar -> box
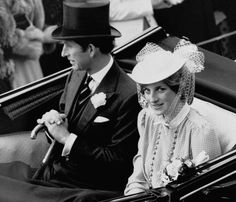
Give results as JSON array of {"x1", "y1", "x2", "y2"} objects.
[
  {"x1": 169, "y1": 103, "x2": 190, "y2": 128},
  {"x1": 153, "y1": 103, "x2": 190, "y2": 129}
]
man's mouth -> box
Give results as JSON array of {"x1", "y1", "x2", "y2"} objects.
[{"x1": 69, "y1": 59, "x2": 74, "y2": 64}]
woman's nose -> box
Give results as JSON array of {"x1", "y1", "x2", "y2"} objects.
[{"x1": 149, "y1": 91, "x2": 159, "y2": 103}]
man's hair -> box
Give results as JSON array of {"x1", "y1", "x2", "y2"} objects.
[{"x1": 73, "y1": 37, "x2": 115, "y2": 54}]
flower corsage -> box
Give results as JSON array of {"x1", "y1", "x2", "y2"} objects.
[
  {"x1": 91, "y1": 92, "x2": 106, "y2": 109},
  {"x1": 161, "y1": 151, "x2": 209, "y2": 186}
]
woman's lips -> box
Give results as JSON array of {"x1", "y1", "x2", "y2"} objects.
[{"x1": 151, "y1": 103, "x2": 163, "y2": 109}]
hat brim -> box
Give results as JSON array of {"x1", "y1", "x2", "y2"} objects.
[
  {"x1": 131, "y1": 51, "x2": 187, "y2": 85},
  {"x1": 51, "y1": 25, "x2": 121, "y2": 40}
]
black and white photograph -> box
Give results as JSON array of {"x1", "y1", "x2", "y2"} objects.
[{"x1": 0, "y1": 0, "x2": 235, "y2": 201}]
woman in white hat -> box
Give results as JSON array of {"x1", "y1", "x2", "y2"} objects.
[{"x1": 124, "y1": 40, "x2": 222, "y2": 195}]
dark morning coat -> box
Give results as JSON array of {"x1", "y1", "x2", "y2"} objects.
[{"x1": 42, "y1": 61, "x2": 141, "y2": 191}]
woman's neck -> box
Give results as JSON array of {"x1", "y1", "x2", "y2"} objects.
[{"x1": 163, "y1": 100, "x2": 185, "y2": 124}]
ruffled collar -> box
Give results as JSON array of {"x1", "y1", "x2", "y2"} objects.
[{"x1": 152, "y1": 103, "x2": 190, "y2": 129}]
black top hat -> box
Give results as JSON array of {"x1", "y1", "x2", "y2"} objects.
[{"x1": 52, "y1": 0, "x2": 121, "y2": 40}]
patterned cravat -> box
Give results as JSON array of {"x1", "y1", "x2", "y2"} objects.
[{"x1": 68, "y1": 74, "x2": 93, "y2": 125}]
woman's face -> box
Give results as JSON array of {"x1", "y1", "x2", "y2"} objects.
[{"x1": 142, "y1": 81, "x2": 176, "y2": 116}]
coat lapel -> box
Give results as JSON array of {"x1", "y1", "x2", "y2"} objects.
[
  {"x1": 65, "y1": 70, "x2": 87, "y2": 115},
  {"x1": 77, "y1": 62, "x2": 120, "y2": 132}
]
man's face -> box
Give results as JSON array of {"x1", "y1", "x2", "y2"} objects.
[{"x1": 61, "y1": 40, "x2": 91, "y2": 71}]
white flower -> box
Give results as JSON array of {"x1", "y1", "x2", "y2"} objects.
[
  {"x1": 166, "y1": 159, "x2": 182, "y2": 180},
  {"x1": 193, "y1": 151, "x2": 209, "y2": 166},
  {"x1": 184, "y1": 159, "x2": 194, "y2": 168},
  {"x1": 90, "y1": 92, "x2": 106, "y2": 109}
]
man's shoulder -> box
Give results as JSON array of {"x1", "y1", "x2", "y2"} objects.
[
  {"x1": 116, "y1": 69, "x2": 137, "y2": 94},
  {"x1": 113, "y1": 62, "x2": 135, "y2": 85}
]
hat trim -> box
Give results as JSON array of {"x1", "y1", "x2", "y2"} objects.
[{"x1": 52, "y1": 26, "x2": 121, "y2": 40}]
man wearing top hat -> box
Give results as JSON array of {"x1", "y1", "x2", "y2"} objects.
[{"x1": 0, "y1": 0, "x2": 140, "y2": 201}]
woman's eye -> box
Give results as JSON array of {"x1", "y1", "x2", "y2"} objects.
[
  {"x1": 143, "y1": 88, "x2": 150, "y2": 94},
  {"x1": 158, "y1": 88, "x2": 165, "y2": 92}
]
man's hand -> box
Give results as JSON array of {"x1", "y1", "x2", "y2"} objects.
[{"x1": 37, "y1": 110, "x2": 70, "y2": 144}]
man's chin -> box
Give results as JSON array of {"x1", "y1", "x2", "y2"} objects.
[{"x1": 72, "y1": 65, "x2": 79, "y2": 71}]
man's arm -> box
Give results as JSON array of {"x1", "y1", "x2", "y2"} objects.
[{"x1": 66, "y1": 93, "x2": 141, "y2": 188}]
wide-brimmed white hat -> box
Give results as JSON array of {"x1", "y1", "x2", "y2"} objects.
[{"x1": 131, "y1": 50, "x2": 187, "y2": 85}]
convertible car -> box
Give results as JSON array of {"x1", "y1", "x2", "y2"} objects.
[{"x1": 0, "y1": 26, "x2": 235, "y2": 201}]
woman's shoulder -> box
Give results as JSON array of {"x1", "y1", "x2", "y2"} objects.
[
  {"x1": 138, "y1": 108, "x2": 159, "y2": 130},
  {"x1": 187, "y1": 107, "x2": 213, "y2": 131},
  {"x1": 138, "y1": 108, "x2": 155, "y2": 122},
  {"x1": 138, "y1": 109, "x2": 147, "y2": 127}
]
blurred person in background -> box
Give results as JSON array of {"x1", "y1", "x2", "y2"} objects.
[
  {"x1": 211, "y1": 0, "x2": 236, "y2": 59},
  {"x1": 109, "y1": 0, "x2": 184, "y2": 47},
  {"x1": 40, "y1": 0, "x2": 70, "y2": 76},
  {"x1": 211, "y1": 0, "x2": 236, "y2": 34},
  {"x1": 5, "y1": 0, "x2": 45, "y2": 89},
  {"x1": 0, "y1": 3, "x2": 15, "y2": 94},
  {"x1": 0, "y1": 0, "x2": 60, "y2": 93},
  {"x1": 153, "y1": 0, "x2": 220, "y2": 53}
]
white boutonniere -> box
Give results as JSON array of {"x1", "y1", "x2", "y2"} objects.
[{"x1": 91, "y1": 92, "x2": 107, "y2": 109}]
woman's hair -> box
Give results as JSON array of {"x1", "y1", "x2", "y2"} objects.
[
  {"x1": 163, "y1": 68, "x2": 182, "y2": 94},
  {"x1": 164, "y1": 66, "x2": 195, "y2": 103},
  {"x1": 73, "y1": 37, "x2": 115, "y2": 54},
  {"x1": 139, "y1": 67, "x2": 182, "y2": 95},
  {"x1": 140, "y1": 66, "x2": 192, "y2": 103}
]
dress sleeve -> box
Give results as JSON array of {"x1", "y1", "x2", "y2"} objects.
[
  {"x1": 32, "y1": 0, "x2": 45, "y2": 29},
  {"x1": 191, "y1": 121, "x2": 222, "y2": 161},
  {"x1": 109, "y1": 0, "x2": 153, "y2": 21},
  {"x1": 124, "y1": 109, "x2": 149, "y2": 195}
]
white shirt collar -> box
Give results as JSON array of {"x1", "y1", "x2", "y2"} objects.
[{"x1": 90, "y1": 55, "x2": 113, "y2": 84}]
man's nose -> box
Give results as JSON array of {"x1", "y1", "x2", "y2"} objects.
[{"x1": 61, "y1": 45, "x2": 67, "y2": 57}]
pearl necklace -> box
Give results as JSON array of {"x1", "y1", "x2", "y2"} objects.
[{"x1": 148, "y1": 125, "x2": 178, "y2": 186}]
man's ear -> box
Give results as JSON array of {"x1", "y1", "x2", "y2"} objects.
[{"x1": 87, "y1": 43, "x2": 96, "y2": 57}]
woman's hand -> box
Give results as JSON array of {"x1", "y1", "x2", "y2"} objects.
[
  {"x1": 13, "y1": 27, "x2": 43, "y2": 58},
  {"x1": 25, "y1": 26, "x2": 44, "y2": 41},
  {"x1": 43, "y1": 25, "x2": 58, "y2": 43}
]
